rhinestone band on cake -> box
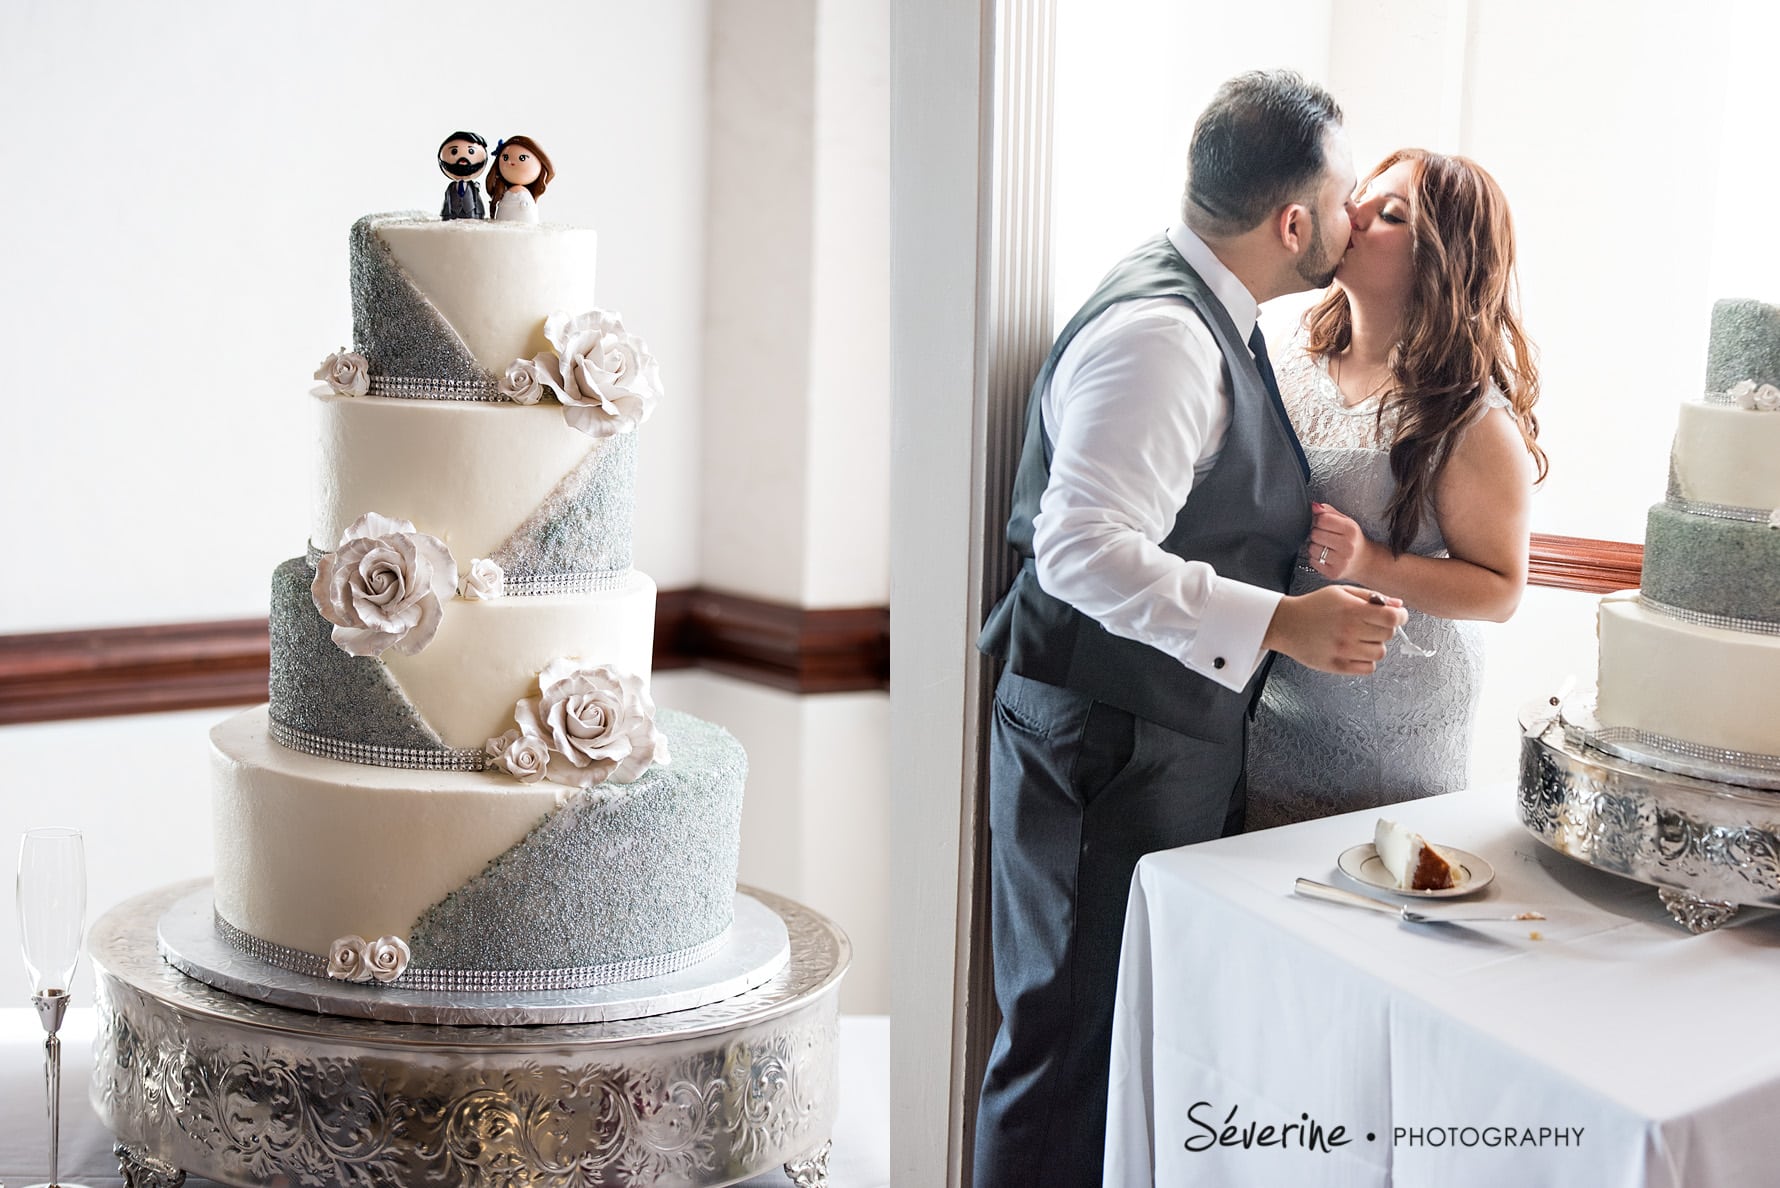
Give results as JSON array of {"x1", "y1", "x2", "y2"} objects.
[
  {"x1": 302, "y1": 550, "x2": 636, "y2": 596},
  {"x1": 1639, "y1": 595, "x2": 1780, "y2": 636},
  {"x1": 269, "y1": 718, "x2": 487, "y2": 771},
  {"x1": 1663, "y1": 484, "x2": 1777, "y2": 524},
  {"x1": 1566, "y1": 716, "x2": 1780, "y2": 790},
  {"x1": 367, "y1": 374, "x2": 506, "y2": 401},
  {"x1": 212, "y1": 909, "x2": 732, "y2": 993}
]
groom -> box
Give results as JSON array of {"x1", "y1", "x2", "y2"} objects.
[{"x1": 974, "y1": 71, "x2": 1408, "y2": 1186}]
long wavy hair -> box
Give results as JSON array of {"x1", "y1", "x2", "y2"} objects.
[{"x1": 1304, "y1": 148, "x2": 1547, "y2": 554}]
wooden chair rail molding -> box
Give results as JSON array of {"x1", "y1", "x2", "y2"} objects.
[
  {"x1": 1527, "y1": 532, "x2": 1643, "y2": 594},
  {"x1": 0, "y1": 536, "x2": 1628, "y2": 727},
  {"x1": 0, "y1": 588, "x2": 891, "y2": 728}
]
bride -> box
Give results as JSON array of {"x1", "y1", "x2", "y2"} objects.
[{"x1": 1244, "y1": 148, "x2": 1547, "y2": 830}]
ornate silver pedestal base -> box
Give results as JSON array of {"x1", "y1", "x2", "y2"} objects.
[
  {"x1": 1657, "y1": 889, "x2": 1741, "y2": 934},
  {"x1": 92, "y1": 880, "x2": 849, "y2": 1187},
  {"x1": 115, "y1": 1141, "x2": 186, "y2": 1187},
  {"x1": 1518, "y1": 709, "x2": 1780, "y2": 932}
]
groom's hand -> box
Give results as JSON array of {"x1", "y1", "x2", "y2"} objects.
[{"x1": 1261, "y1": 585, "x2": 1407, "y2": 675}]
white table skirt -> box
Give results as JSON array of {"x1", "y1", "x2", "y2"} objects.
[
  {"x1": 1105, "y1": 785, "x2": 1780, "y2": 1188},
  {"x1": 0, "y1": 1008, "x2": 890, "y2": 1187}
]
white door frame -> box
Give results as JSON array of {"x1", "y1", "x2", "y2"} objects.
[{"x1": 889, "y1": 0, "x2": 1055, "y2": 1182}]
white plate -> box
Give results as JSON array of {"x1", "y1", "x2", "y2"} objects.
[{"x1": 1337, "y1": 842, "x2": 1495, "y2": 899}]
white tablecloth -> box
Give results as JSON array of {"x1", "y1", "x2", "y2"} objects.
[
  {"x1": 0, "y1": 1008, "x2": 890, "y2": 1187},
  {"x1": 1105, "y1": 786, "x2": 1780, "y2": 1188}
]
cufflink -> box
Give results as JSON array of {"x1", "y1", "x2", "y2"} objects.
[{"x1": 1213, "y1": 657, "x2": 1226, "y2": 670}]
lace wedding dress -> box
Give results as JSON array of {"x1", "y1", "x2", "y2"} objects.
[{"x1": 1243, "y1": 338, "x2": 1505, "y2": 832}]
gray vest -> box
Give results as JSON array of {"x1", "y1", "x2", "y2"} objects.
[{"x1": 979, "y1": 233, "x2": 1310, "y2": 742}]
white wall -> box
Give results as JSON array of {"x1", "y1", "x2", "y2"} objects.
[
  {"x1": 0, "y1": 709, "x2": 218, "y2": 1003},
  {"x1": 693, "y1": 0, "x2": 894, "y2": 1011},
  {"x1": 658, "y1": 671, "x2": 890, "y2": 1014},
  {"x1": 0, "y1": 0, "x2": 710, "y2": 634},
  {"x1": 702, "y1": 0, "x2": 893, "y2": 608},
  {"x1": 1050, "y1": 0, "x2": 1334, "y2": 327}
]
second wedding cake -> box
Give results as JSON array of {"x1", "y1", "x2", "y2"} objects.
[{"x1": 1590, "y1": 297, "x2": 1780, "y2": 778}]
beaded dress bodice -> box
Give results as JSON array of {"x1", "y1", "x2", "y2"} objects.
[{"x1": 1243, "y1": 337, "x2": 1506, "y2": 830}]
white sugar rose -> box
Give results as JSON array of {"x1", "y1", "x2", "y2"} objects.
[
  {"x1": 497, "y1": 356, "x2": 548, "y2": 405},
  {"x1": 533, "y1": 309, "x2": 663, "y2": 439},
  {"x1": 363, "y1": 936, "x2": 411, "y2": 984},
  {"x1": 1727, "y1": 379, "x2": 1780, "y2": 410},
  {"x1": 327, "y1": 936, "x2": 368, "y2": 981},
  {"x1": 485, "y1": 728, "x2": 551, "y2": 784},
  {"x1": 314, "y1": 348, "x2": 370, "y2": 398},
  {"x1": 512, "y1": 659, "x2": 670, "y2": 789},
  {"x1": 461, "y1": 557, "x2": 505, "y2": 600},
  {"x1": 311, "y1": 512, "x2": 459, "y2": 658}
]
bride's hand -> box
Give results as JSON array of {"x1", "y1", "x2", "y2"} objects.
[{"x1": 1308, "y1": 503, "x2": 1372, "y2": 583}]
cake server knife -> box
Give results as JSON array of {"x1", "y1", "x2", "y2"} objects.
[{"x1": 1294, "y1": 878, "x2": 1545, "y2": 924}]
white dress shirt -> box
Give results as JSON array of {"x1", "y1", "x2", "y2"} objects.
[{"x1": 1031, "y1": 223, "x2": 1285, "y2": 693}]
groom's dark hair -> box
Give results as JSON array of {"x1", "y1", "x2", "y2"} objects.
[{"x1": 1184, "y1": 71, "x2": 1343, "y2": 237}]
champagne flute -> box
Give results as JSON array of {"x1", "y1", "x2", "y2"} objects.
[{"x1": 16, "y1": 827, "x2": 94, "y2": 1188}]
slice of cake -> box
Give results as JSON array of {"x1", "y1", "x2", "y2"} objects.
[{"x1": 1374, "y1": 818, "x2": 1459, "y2": 891}]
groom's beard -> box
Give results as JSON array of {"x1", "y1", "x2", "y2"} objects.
[
  {"x1": 1295, "y1": 207, "x2": 1343, "y2": 289},
  {"x1": 441, "y1": 156, "x2": 485, "y2": 179}
]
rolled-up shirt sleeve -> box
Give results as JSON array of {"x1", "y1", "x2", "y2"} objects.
[{"x1": 1031, "y1": 302, "x2": 1282, "y2": 692}]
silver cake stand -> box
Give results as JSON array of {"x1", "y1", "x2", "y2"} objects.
[
  {"x1": 1518, "y1": 704, "x2": 1780, "y2": 933},
  {"x1": 89, "y1": 879, "x2": 849, "y2": 1187}
]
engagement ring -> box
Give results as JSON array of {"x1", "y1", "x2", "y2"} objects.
[{"x1": 1318, "y1": 546, "x2": 1330, "y2": 565}]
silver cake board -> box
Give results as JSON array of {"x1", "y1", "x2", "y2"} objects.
[
  {"x1": 158, "y1": 885, "x2": 790, "y2": 1026},
  {"x1": 1559, "y1": 699, "x2": 1780, "y2": 792}
]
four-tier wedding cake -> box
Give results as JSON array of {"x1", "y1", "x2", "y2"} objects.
[{"x1": 205, "y1": 212, "x2": 750, "y2": 995}]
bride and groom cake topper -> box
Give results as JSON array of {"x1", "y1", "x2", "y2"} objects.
[{"x1": 438, "y1": 130, "x2": 555, "y2": 224}]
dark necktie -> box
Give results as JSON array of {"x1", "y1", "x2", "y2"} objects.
[{"x1": 1248, "y1": 325, "x2": 1311, "y2": 481}]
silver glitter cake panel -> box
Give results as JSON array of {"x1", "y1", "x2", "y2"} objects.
[
  {"x1": 1703, "y1": 298, "x2": 1780, "y2": 393},
  {"x1": 157, "y1": 885, "x2": 790, "y2": 1026},
  {"x1": 1560, "y1": 700, "x2": 1780, "y2": 791},
  {"x1": 349, "y1": 213, "x2": 494, "y2": 395}
]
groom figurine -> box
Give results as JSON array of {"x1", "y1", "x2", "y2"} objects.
[
  {"x1": 438, "y1": 131, "x2": 490, "y2": 221},
  {"x1": 974, "y1": 70, "x2": 1408, "y2": 1187}
]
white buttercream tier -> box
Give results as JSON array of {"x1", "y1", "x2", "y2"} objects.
[
  {"x1": 268, "y1": 560, "x2": 657, "y2": 755},
  {"x1": 384, "y1": 577, "x2": 656, "y2": 746},
  {"x1": 1672, "y1": 400, "x2": 1780, "y2": 512},
  {"x1": 216, "y1": 707, "x2": 561, "y2": 958},
  {"x1": 371, "y1": 216, "x2": 599, "y2": 372},
  {"x1": 212, "y1": 706, "x2": 746, "y2": 980},
  {"x1": 1597, "y1": 591, "x2": 1780, "y2": 759},
  {"x1": 313, "y1": 391, "x2": 629, "y2": 566}
]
